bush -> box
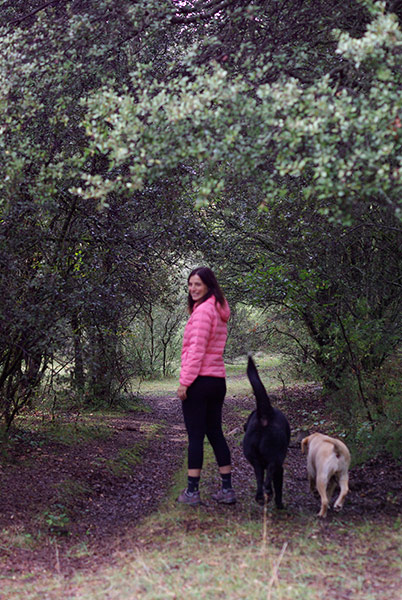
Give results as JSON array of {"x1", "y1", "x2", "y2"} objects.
[{"x1": 326, "y1": 357, "x2": 402, "y2": 460}]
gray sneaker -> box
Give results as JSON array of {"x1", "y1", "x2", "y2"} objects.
[
  {"x1": 212, "y1": 488, "x2": 236, "y2": 504},
  {"x1": 177, "y1": 489, "x2": 201, "y2": 505}
]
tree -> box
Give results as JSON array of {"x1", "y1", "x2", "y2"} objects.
[
  {"x1": 79, "y1": 1, "x2": 401, "y2": 448},
  {"x1": 0, "y1": 0, "x2": 208, "y2": 425},
  {"x1": 1, "y1": 0, "x2": 400, "y2": 452}
]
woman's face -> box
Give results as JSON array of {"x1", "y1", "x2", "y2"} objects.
[{"x1": 188, "y1": 274, "x2": 209, "y2": 302}]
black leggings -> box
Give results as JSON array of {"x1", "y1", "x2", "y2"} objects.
[{"x1": 181, "y1": 376, "x2": 231, "y2": 470}]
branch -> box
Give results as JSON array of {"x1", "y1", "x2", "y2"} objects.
[
  {"x1": 171, "y1": 0, "x2": 233, "y2": 24},
  {"x1": 273, "y1": 325, "x2": 311, "y2": 357},
  {"x1": 5, "y1": 0, "x2": 64, "y2": 29},
  {"x1": 336, "y1": 312, "x2": 374, "y2": 426}
]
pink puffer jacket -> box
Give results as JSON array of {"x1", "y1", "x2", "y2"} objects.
[{"x1": 179, "y1": 296, "x2": 230, "y2": 387}]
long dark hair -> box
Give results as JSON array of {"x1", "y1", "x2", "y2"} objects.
[{"x1": 187, "y1": 266, "x2": 226, "y2": 313}]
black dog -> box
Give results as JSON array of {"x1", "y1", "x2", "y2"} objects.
[{"x1": 243, "y1": 355, "x2": 291, "y2": 507}]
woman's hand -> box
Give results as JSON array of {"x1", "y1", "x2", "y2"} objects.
[{"x1": 177, "y1": 384, "x2": 188, "y2": 401}]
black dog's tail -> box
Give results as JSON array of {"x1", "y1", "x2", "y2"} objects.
[{"x1": 247, "y1": 354, "x2": 275, "y2": 424}]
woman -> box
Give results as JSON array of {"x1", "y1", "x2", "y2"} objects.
[{"x1": 177, "y1": 266, "x2": 236, "y2": 505}]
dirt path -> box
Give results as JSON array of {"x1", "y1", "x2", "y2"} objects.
[
  {"x1": 0, "y1": 386, "x2": 400, "y2": 579},
  {"x1": 0, "y1": 395, "x2": 187, "y2": 577}
]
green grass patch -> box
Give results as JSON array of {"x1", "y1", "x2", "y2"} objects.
[
  {"x1": 225, "y1": 352, "x2": 282, "y2": 375},
  {"x1": 55, "y1": 478, "x2": 93, "y2": 506},
  {"x1": 6, "y1": 509, "x2": 400, "y2": 600},
  {"x1": 0, "y1": 525, "x2": 38, "y2": 552},
  {"x1": 103, "y1": 444, "x2": 145, "y2": 477},
  {"x1": 9, "y1": 396, "x2": 153, "y2": 452},
  {"x1": 130, "y1": 375, "x2": 179, "y2": 397},
  {"x1": 90, "y1": 395, "x2": 153, "y2": 415},
  {"x1": 131, "y1": 353, "x2": 297, "y2": 399},
  {"x1": 226, "y1": 353, "x2": 309, "y2": 397},
  {"x1": 99, "y1": 422, "x2": 165, "y2": 477},
  {"x1": 44, "y1": 421, "x2": 111, "y2": 446},
  {"x1": 10, "y1": 413, "x2": 111, "y2": 448}
]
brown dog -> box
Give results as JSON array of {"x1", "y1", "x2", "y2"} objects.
[{"x1": 301, "y1": 433, "x2": 351, "y2": 518}]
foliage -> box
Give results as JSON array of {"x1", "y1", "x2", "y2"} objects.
[
  {"x1": 41, "y1": 504, "x2": 70, "y2": 536},
  {"x1": 81, "y1": 5, "x2": 402, "y2": 220},
  {"x1": 0, "y1": 0, "x2": 400, "y2": 447},
  {"x1": 126, "y1": 298, "x2": 186, "y2": 379},
  {"x1": 329, "y1": 354, "x2": 402, "y2": 459},
  {"x1": 225, "y1": 305, "x2": 273, "y2": 360},
  {"x1": 0, "y1": 0, "x2": 204, "y2": 425}
]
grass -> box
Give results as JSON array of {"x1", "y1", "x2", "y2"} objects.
[
  {"x1": 3, "y1": 495, "x2": 400, "y2": 600},
  {"x1": 1, "y1": 355, "x2": 400, "y2": 599},
  {"x1": 104, "y1": 422, "x2": 164, "y2": 477},
  {"x1": 11, "y1": 413, "x2": 112, "y2": 447},
  {"x1": 0, "y1": 526, "x2": 37, "y2": 552},
  {"x1": 134, "y1": 353, "x2": 294, "y2": 399},
  {"x1": 3, "y1": 432, "x2": 401, "y2": 600}
]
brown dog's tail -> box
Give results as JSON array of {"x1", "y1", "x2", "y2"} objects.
[
  {"x1": 315, "y1": 434, "x2": 350, "y2": 461},
  {"x1": 301, "y1": 434, "x2": 351, "y2": 463},
  {"x1": 301, "y1": 436, "x2": 310, "y2": 454},
  {"x1": 330, "y1": 437, "x2": 351, "y2": 462}
]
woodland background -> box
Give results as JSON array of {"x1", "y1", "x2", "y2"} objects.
[{"x1": 0, "y1": 0, "x2": 401, "y2": 457}]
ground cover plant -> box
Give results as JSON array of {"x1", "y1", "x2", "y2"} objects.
[{"x1": 0, "y1": 359, "x2": 400, "y2": 599}]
